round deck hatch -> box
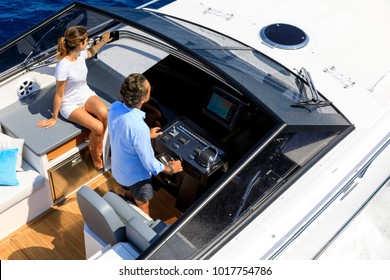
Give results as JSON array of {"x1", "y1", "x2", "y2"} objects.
[{"x1": 259, "y1": 23, "x2": 309, "y2": 50}]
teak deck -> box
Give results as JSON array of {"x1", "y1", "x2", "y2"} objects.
[{"x1": 0, "y1": 171, "x2": 181, "y2": 260}]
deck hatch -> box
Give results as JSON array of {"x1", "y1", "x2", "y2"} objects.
[{"x1": 260, "y1": 23, "x2": 309, "y2": 50}]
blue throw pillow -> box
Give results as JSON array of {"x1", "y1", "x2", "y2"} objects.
[{"x1": 0, "y1": 148, "x2": 19, "y2": 186}]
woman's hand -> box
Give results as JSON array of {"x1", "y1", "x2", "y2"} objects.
[
  {"x1": 87, "y1": 32, "x2": 113, "y2": 58},
  {"x1": 36, "y1": 117, "x2": 57, "y2": 129},
  {"x1": 150, "y1": 127, "x2": 162, "y2": 138},
  {"x1": 101, "y1": 32, "x2": 113, "y2": 44}
]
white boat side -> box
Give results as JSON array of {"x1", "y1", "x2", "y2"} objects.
[{"x1": 157, "y1": 0, "x2": 390, "y2": 259}]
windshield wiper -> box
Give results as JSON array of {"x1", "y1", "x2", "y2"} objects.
[
  {"x1": 291, "y1": 67, "x2": 332, "y2": 111},
  {"x1": 22, "y1": 13, "x2": 77, "y2": 65},
  {"x1": 22, "y1": 26, "x2": 57, "y2": 65}
]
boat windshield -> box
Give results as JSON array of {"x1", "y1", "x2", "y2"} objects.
[
  {"x1": 0, "y1": 5, "x2": 118, "y2": 78},
  {"x1": 147, "y1": 129, "x2": 342, "y2": 259}
]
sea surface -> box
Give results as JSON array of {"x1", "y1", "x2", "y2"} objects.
[{"x1": 0, "y1": 0, "x2": 173, "y2": 47}]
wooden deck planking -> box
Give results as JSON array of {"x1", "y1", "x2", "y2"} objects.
[{"x1": 0, "y1": 171, "x2": 180, "y2": 260}]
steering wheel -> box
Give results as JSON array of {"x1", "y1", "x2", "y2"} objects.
[{"x1": 156, "y1": 153, "x2": 183, "y2": 188}]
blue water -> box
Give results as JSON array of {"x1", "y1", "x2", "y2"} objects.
[{"x1": 0, "y1": 0, "x2": 173, "y2": 47}]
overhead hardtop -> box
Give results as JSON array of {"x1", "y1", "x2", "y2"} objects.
[{"x1": 0, "y1": 2, "x2": 351, "y2": 131}]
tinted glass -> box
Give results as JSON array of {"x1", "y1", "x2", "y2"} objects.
[
  {"x1": 0, "y1": 7, "x2": 116, "y2": 76},
  {"x1": 148, "y1": 130, "x2": 340, "y2": 259}
]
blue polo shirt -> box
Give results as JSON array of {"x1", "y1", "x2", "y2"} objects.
[{"x1": 108, "y1": 101, "x2": 164, "y2": 186}]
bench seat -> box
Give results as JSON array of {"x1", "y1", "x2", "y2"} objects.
[{"x1": 0, "y1": 161, "x2": 52, "y2": 240}]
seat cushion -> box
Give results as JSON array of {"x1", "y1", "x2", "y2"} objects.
[
  {"x1": 103, "y1": 191, "x2": 153, "y2": 224},
  {"x1": 77, "y1": 186, "x2": 127, "y2": 246},
  {"x1": 126, "y1": 216, "x2": 158, "y2": 251},
  {"x1": 0, "y1": 161, "x2": 45, "y2": 214}
]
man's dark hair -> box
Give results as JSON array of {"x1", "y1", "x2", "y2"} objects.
[{"x1": 120, "y1": 73, "x2": 148, "y2": 108}]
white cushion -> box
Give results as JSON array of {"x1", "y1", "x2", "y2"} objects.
[
  {"x1": 126, "y1": 216, "x2": 158, "y2": 251},
  {"x1": 0, "y1": 132, "x2": 24, "y2": 171},
  {"x1": 0, "y1": 161, "x2": 45, "y2": 214}
]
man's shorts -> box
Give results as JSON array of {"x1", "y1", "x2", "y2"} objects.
[{"x1": 121, "y1": 179, "x2": 153, "y2": 203}]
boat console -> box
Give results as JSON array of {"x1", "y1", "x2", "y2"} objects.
[
  {"x1": 148, "y1": 75, "x2": 265, "y2": 209},
  {"x1": 156, "y1": 119, "x2": 225, "y2": 176},
  {"x1": 152, "y1": 84, "x2": 256, "y2": 210},
  {"x1": 155, "y1": 118, "x2": 227, "y2": 211}
]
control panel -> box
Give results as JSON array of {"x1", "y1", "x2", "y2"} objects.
[{"x1": 155, "y1": 118, "x2": 225, "y2": 177}]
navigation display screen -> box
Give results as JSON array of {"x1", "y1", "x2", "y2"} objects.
[
  {"x1": 206, "y1": 92, "x2": 234, "y2": 120},
  {"x1": 203, "y1": 86, "x2": 243, "y2": 130}
]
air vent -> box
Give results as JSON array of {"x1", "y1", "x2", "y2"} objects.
[
  {"x1": 17, "y1": 77, "x2": 40, "y2": 99},
  {"x1": 260, "y1": 23, "x2": 309, "y2": 50}
]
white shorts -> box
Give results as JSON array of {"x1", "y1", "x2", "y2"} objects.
[{"x1": 60, "y1": 91, "x2": 97, "y2": 119}]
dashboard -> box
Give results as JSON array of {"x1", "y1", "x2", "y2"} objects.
[{"x1": 156, "y1": 118, "x2": 226, "y2": 176}]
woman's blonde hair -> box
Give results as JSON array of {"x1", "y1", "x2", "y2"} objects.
[{"x1": 57, "y1": 25, "x2": 88, "y2": 59}]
